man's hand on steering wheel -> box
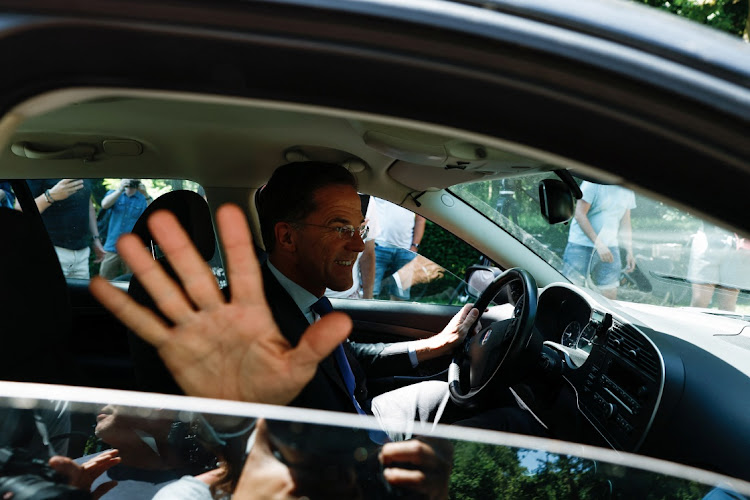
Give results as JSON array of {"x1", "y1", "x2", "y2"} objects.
[
  {"x1": 449, "y1": 268, "x2": 539, "y2": 407},
  {"x1": 410, "y1": 304, "x2": 482, "y2": 363}
]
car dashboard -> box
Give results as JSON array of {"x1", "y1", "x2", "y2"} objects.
[
  {"x1": 532, "y1": 282, "x2": 750, "y2": 482},
  {"x1": 535, "y1": 284, "x2": 664, "y2": 453}
]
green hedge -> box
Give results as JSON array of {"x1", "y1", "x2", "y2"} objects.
[{"x1": 419, "y1": 220, "x2": 483, "y2": 280}]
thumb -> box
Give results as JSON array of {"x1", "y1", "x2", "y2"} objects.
[
  {"x1": 48, "y1": 456, "x2": 80, "y2": 484},
  {"x1": 290, "y1": 312, "x2": 352, "y2": 368}
]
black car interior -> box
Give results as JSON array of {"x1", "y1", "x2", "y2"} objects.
[
  {"x1": 0, "y1": 180, "x2": 73, "y2": 385},
  {"x1": 126, "y1": 190, "x2": 217, "y2": 395}
]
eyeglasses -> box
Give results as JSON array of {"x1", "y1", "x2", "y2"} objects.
[{"x1": 293, "y1": 222, "x2": 369, "y2": 240}]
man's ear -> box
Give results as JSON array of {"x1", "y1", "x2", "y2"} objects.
[{"x1": 274, "y1": 222, "x2": 297, "y2": 252}]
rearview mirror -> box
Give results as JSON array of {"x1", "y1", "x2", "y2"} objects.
[{"x1": 539, "y1": 179, "x2": 574, "y2": 224}]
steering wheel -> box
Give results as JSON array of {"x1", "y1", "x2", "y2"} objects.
[{"x1": 449, "y1": 268, "x2": 538, "y2": 407}]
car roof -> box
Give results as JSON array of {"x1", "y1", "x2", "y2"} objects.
[{"x1": 0, "y1": 0, "x2": 749, "y2": 230}]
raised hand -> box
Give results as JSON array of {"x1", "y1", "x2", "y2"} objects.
[
  {"x1": 90, "y1": 204, "x2": 351, "y2": 405},
  {"x1": 48, "y1": 449, "x2": 121, "y2": 499},
  {"x1": 48, "y1": 178, "x2": 84, "y2": 202}
]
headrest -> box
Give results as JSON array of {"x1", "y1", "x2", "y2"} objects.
[{"x1": 130, "y1": 190, "x2": 215, "y2": 262}]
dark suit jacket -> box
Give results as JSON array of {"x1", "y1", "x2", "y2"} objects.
[{"x1": 261, "y1": 264, "x2": 413, "y2": 414}]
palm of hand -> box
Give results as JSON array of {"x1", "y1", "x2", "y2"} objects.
[
  {"x1": 162, "y1": 303, "x2": 311, "y2": 405},
  {"x1": 91, "y1": 204, "x2": 351, "y2": 406}
]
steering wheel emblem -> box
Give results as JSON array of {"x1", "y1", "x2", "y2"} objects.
[{"x1": 481, "y1": 329, "x2": 493, "y2": 345}]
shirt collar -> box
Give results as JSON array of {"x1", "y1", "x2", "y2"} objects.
[{"x1": 267, "y1": 261, "x2": 319, "y2": 324}]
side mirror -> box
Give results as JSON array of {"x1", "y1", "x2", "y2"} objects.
[
  {"x1": 465, "y1": 265, "x2": 502, "y2": 299},
  {"x1": 539, "y1": 179, "x2": 575, "y2": 225}
]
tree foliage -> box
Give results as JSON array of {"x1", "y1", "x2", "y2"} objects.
[
  {"x1": 635, "y1": 0, "x2": 749, "y2": 38},
  {"x1": 449, "y1": 442, "x2": 711, "y2": 499}
]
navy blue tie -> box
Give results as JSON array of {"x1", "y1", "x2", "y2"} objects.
[
  {"x1": 311, "y1": 297, "x2": 390, "y2": 443},
  {"x1": 311, "y1": 297, "x2": 365, "y2": 415}
]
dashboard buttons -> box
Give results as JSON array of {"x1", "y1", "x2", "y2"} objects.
[{"x1": 604, "y1": 402, "x2": 616, "y2": 419}]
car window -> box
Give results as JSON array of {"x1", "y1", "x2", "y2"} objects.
[
  {"x1": 324, "y1": 196, "x2": 483, "y2": 306},
  {"x1": 0, "y1": 389, "x2": 745, "y2": 500},
  {"x1": 451, "y1": 173, "x2": 750, "y2": 314},
  {"x1": 22, "y1": 178, "x2": 216, "y2": 282}
]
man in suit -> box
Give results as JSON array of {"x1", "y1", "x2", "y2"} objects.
[
  {"x1": 89, "y1": 162, "x2": 535, "y2": 497},
  {"x1": 256, "y1": 162, "x2": 479, "y2": 426}
]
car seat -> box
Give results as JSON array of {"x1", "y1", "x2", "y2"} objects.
[
  {"x1": 127, "y1": 190, "x2": 218, "y2": 394},
  {"x1": 0, "y1": 180, "x2": 73, "y2": 384}
]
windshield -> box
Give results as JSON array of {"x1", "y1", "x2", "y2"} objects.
[{"x1": 451, "y1": 173, "x2": 750, "y2": 313}]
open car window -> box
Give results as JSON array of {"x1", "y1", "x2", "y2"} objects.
[
  {"x1": 20, "y1": 178, "x2": 221, "y2": 283},
  {"x1": 1, "y1": 384, "x2": 747, "y2": 500},
  {"x1": 325, "y1": 196, "x2": 483, "y2": 306}
]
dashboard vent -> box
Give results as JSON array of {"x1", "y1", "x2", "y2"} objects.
[{"x1": 607, "y1": 322, "x2": 660, "y2": 380}]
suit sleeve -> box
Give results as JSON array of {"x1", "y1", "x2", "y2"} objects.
[{"x1": 348, "y1": 340, "x2": 415, "y2": 377}]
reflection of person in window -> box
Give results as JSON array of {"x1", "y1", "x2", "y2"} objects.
[
  {"x1": 562, "y1": 182, "x2": 636, "y2": 299},
  {"x1": 687, "y1": 223, "x2": 750, "y2": 311},
  {"x1": 99, "y1": 179, "x2": 152, "y2": 279},
  {"x1": 26, "y1": 179, "x2": 106, "y2": 278},
  {"x1": 65, "y1": 405, "x2": 216, "y2": 499}
]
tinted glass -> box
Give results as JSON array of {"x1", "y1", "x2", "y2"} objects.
[{"x1": 0, "y1": 394, "x2": 745, "y2": 499}]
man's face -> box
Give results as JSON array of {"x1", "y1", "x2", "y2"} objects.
[
  {"x1": 95, "y1": 404, "x2": 173, "y2": 449},
  {"x1": 288, "y1": 184, "x2": 365, "y2": 296}
]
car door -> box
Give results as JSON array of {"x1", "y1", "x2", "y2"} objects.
[{"x1": 1, "y1": 384, "x2": 748, "y2": 499}]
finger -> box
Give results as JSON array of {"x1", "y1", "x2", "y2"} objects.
[
  {"x1": 82, "y1": 450, "x2": 121, "y2": 477},
  {"x1": 63, "y1": 179, "x2": 84, "y2": 190},
  {"x1": 447, "y1": 303, "x2": 471, "y2": 331},
  {"x1": 379, "y1": 440, "x2": 436, "y2": 467},
  {"x1": 148, "y1": 211, "x2": 225, "y2": 310},
  {"x1": 382, "y1": 467, "x2": 428, "y2": 491},
  {"x1": 82, "y1": 448, "x2": 119, "y2": 465},
  {"x1": 195, "y1": 467, "x2": 225, "y2": 485},
  {"x1": 289, "y1": 312, "x2": 352, "y2": 371},
  {"x1": 115, "y1": 233, "x2": 199, "y2": 324},
  {"x1": 459, "y1": 309, "x2": 480, "y2": 337},
  {"x1": 215, "y1": 204, "x2": 264, "y2": 305},
  {"x1": 458, "y1": 303, "x2": 472, "y2": 322},
  {"x1": 90, "y1": 277, "x2": 172, "y2": 348},
  {"x1": 91, "y1": 481, "x2": 118, "y2": 500},
  {"x1": 48, "y1": 456, "x2": 81, "y2": 483}
]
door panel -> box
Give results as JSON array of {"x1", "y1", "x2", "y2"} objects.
[{"x1": 67, "y1": 279, "x2": 135, "y2": 390}]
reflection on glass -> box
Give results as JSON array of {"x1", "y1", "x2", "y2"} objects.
[
  {"x1": 0, "y1": 397, "x2": 746, "y2": 500},
  {"x1": 451, "y1": 443, "x2": 715, "y2": 499}
]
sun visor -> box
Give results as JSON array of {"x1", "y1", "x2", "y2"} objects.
[
  {"x1": 388, "y1": 161, "x2": 486, "y2": 191},
  {"x1": 364, "y1": 130, "x2": 549, "y2": 191}
]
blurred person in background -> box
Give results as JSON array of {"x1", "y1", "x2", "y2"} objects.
[
  {"x1": 99, "y1": 179, "x2": 152, "y2": 279},
  {"x1": 563, "y1": 181, "x2": 636, "y2": 299},
  {"x1": 367, "y1": 197, "x2": 426, "y2": 301},
  {"x1": 27, "y1": 178, "x2": 106, "y2": 278}
]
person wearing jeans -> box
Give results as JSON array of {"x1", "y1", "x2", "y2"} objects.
[{"x1": 368, "y1": 197, "x2": 426, "y2": 300}]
